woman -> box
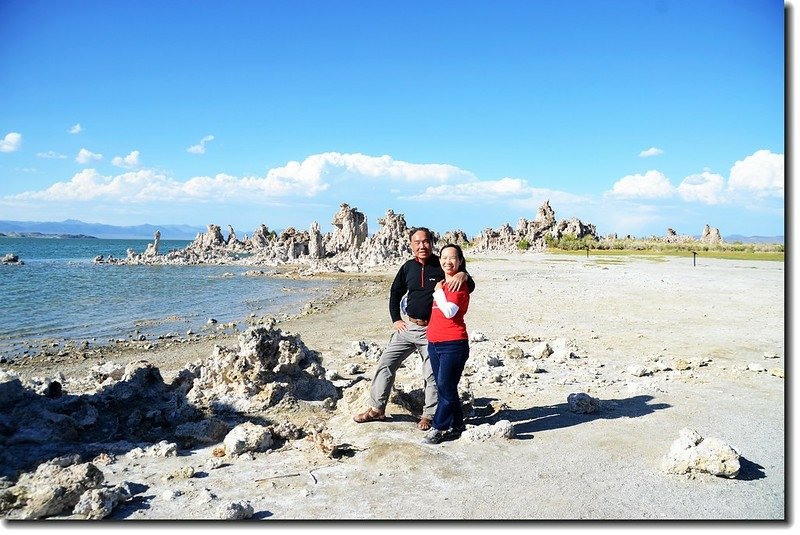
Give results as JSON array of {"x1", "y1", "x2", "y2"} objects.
[{"x1": 422, "y1": 243, "x2": 471, "y2": 445}]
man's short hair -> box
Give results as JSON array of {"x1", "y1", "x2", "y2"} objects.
[{"x1": 408, "y1": 227, "x2": 434, "y2": 242}]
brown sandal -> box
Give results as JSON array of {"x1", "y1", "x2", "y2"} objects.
[
  {"x1": 353, "y1": 408, "x2": 386, "y2": 423},
  {"x1": 417, "y1": 417, "x2": 432, "y2": 431}
]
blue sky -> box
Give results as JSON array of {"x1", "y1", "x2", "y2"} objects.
[{"x1": 0, "y1": 0, "x2": 786, "y2": 239}]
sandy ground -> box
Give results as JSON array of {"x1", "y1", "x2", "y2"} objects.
[{"x1": 1, "y1": 252, "x2": 787, "y2": 525}]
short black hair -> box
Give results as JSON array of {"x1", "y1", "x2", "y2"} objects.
[{"x1": 408, "y1": 227, "x2": 434, "y2": 242}]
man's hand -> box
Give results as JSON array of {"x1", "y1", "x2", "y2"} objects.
[
  {"x1": 393, "y1": 320, "x2": 407, "y2": 332},
  {"x1": 447, "y1": 271, "x2": 468, "y2": 291},
  {"x1": 435, "y1": 280, "x2": 444, "y2": 291}
]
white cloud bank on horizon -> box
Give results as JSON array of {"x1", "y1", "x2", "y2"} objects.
[
  {"x1": 0, "y1": 132, "x2": 22, "y2": 153},
  {"x1": 76, "y1": 148, "x2": 103, "y2": 164},
  {"x1": 639, "y1": 147, "x2": 664, "y2": 157},
  {"x1": 608, "y1": 150, "x2": 783, "y2": 204},
  {"x1": 5, "y1": 152, "x2": 474, "y2": 203},
  {"x1": 187, "y1": 135, "x2": 215, "y2": 154},
  {"x1": 112, "y1": 150, "x2": 141, "y2": 168},
  {"x1": 68, "y1": 123, "x2": 83, "y2": 134}
]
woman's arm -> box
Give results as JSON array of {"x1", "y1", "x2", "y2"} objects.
[{"x1": 433, "y1": 287, "x2": 460, "y2": 319}]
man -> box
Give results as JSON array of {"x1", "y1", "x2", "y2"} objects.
[{"x1": 353, "y1": 227, "x2": 475, "y2": 430}]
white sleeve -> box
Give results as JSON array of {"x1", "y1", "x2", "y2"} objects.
[{"x1": 433, "y1": 288, "x2": 460, "y2": 319}]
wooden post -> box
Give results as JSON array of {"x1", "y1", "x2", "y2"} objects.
[{"x1": 692, "y1": 251, "x2": 697, "y2": 266}]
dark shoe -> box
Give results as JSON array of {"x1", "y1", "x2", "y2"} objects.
[
  {"x1": 444, "y1": 425, "x2": 467, "y2": 439},
  {"x1": 421, "y1": 428, "x2": 445, "y2": 445}
]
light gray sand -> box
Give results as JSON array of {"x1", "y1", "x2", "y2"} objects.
[{"x1": 1, "y1": 253, "x2": 787, "y2": 523}]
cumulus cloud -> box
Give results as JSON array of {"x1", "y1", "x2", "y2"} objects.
[
  {"x1": 5, "y1": 152, "x2": 482, "y2": 205},
  {"x1": 37, "y1": 150, "x2": 68, "y2": 159},
  {"x1": 0, "y1": 132, "x2": 22, "y2": 153},
  {"x1": 68, "y1": 123, "x2": 83, "y2": 134},
  {"x1": 609, "y1": 170, "x2": 674, "y2": 198},
  {"x1": 727, "y1": 149, "x2": 784, "y2": 197},
  {"x1": 677, "y1": 171, "x2": 726, "y2": 204},
  {"x1": 187, "y1": 135, "x2": 215, "y2": 154},
  {"x1": 639, "y1": 147, "x2": 664, "y2": 158},
  {"x1": 76, "y1": 148, "x2": 103, "y2": 164},
  {"x1": 112, "y1": 150, "x2": 141, "y2": 168},
  {"x1": 273, "y1": 152, "x2": 474, "y2": 186},
  {"x1": 405, "y1": 177, "x2": 529, "y2": 202}
]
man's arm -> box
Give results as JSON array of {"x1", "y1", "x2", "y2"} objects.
[
  {"x1": 388, "y1": 264, "x2": 408, "y2": 324},
  {"x1": 447, "y1": 269, "x2": 475, "y2": 293}
]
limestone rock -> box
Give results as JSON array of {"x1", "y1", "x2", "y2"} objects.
[
  {"x1": 223, "y1": 422, "x2": 273, "y2": 456},
  {"x1": 72, "y1": 482, "x2": 132, "y2": 519},
  {"x1": 11, "y1": 461, "x2": 104, "y2": 519},
  {"x1": 661, "y1": 428, "x2": 740, "y2": 478},
  {"x1": 217, "y1": 500, "x2": 254, "y2": 520},
  {"x1": 568, "y1": 392, "x2": 601, "y2": 414},
  {"x1": 462, "y1": 420, "x2": 515, "y2": 442}
]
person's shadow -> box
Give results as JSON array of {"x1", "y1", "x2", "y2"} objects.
[
  {"x1": 466, "y1": 395, "x2": 766, "y2": 481},
  {"x1": 468, "y1": 394, "x2": 670, "y2": 438}
]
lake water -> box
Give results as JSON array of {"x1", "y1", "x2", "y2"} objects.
[{"x1": 0, "y1": 237, "x2": 335, "y2": 357}]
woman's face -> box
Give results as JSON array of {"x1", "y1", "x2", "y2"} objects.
[{"x1": 440, "y1": 247, "x2": 461, "y2": 276}]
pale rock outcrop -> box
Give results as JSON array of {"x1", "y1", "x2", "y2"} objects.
[
  {"x1": 474, "y1": 200, "x2": 598, "y2": 252},
  {"x1": 251, "y1": 224, "x2": 276, "y2": 249},
  {"x1": 72, "y1": 482, "x2": 133, "y2": 519},
  {"x1": 700, "y1": 224, "x2": 723, "y2": 243},
  {"x1": 661, "y1": 428, "x2": 740, "y2": 478},
  {"x1": 217, "y1": 500, "x2": 255, "y2": 520},
  {"x1": 126, "y1": 440, "x2": 178, "y2": 459},
  {"x1": 222, "y1": 422, "x2": 273, "y2": 456},
  {"x1": 326, "y1": 203, "x2": 368, "y2": 255},
  {"x1": 462, "y1": 420, "x2": 515, "y2": 442},
  {"x1": 185, "y1": 325, "x2": 337, "y2": 413},
  {"x1": 1, "y1": 461, "x2": 104, "y2": 519},
  {"x1": 308, "y1": 221, "x2": 324, "y2": 259},
  {"x1": 143, "y1": 231, "x2": 160, "y2": 257}
]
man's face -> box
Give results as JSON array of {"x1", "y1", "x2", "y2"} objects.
[{"x1": 410, "y1": 230, "x2": 432, "y2": 261}]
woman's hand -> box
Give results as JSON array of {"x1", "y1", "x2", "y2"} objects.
[{"x1": 435, "y1": 280, "x2": 444, "y2": 291}]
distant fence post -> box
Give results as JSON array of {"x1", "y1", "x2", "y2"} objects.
[
  {"x1": 585, "y1": 244, "x2": 589, "y2": 258},
  {"x1": 692, "y1": 251, "x2": 697, "y2": 266}
]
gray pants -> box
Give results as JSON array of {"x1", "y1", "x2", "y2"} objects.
[{"x1": 369, "y1": 322, "x2": 438, "y2": 419}]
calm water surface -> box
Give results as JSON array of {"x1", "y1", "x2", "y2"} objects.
[{"x1": 0, "y1": 238, "x2": 334, "y2": 356}]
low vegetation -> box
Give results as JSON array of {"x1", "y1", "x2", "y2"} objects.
[{"x1": 544, "y1": 234, "x2": 784, "y2": 261}]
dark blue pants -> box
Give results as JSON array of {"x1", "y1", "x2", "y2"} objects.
[{"x1": 428, "y1": 339, "x2": 470, "y2": 431}]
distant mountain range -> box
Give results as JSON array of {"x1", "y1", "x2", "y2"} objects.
[
  {"x1": 724, "y1": 234, "x2": 784, "y2": 244},
  {"x1": 0, "y1": 220, "x2": 206, "y2": 240}
]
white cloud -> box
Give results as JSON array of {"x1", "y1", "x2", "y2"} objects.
[
  {"x1": 68, "y1": 123, "x2": 83, "y2": 134},
  {"x1": 609, "y1": 170, "x2": 674, "y2": 198},
  {"x1": 76, "y1": 148, "x2": 103, "y2": 164},
  {"x1": 5, "y1": 152, "x2": 481, "y2": 205},
  {"x1": 187, "y1": 135, "x2": 215, "y2": 154},
  {"x1": 677, "y1": 171, "x2": 726, "y2": 204},
  {"x1": 278, "y1": 152, "x2": 474, "y2": 185},
  {"x1": 37, "y1": 150, "x2": 67, "y2": 159},
  {"x1": 0, "y1": 132, "x2": 22, "y2": 153},
  {"x1": 639, "y1": 147, "x2": 664, "y2": 158},
  {"x1": 112, "y1": 150, "x2": 141, "y2": 168},
  {"x1": 406, "y1": 177, "x2": 529, "y2": 202},
  {"x1": 727, "y1": 149, "x2": 783, "y2": 197}
]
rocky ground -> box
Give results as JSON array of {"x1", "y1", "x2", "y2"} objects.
[{"x1": 0, "y1": 252, "x2": 786, "y2": 523}]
